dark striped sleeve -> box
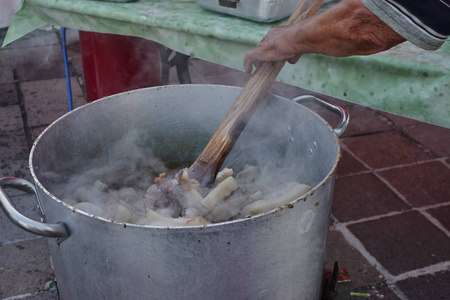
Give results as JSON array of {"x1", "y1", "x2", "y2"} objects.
[{"x1": 362, "y1": 0, "x2": 450, "y2": 50}]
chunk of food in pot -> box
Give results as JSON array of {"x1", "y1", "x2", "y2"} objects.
[
  {"x1": 241, "y1": 182, "x2": 311, "y2": 217},
  {"x1": 201, "y1": 176, "x2": 239, "y2": 210},
  {"x1": 136, "y1": 209, "x2": 209, "y2": 227},
  {"x1": 62, "y1": 164, "x2": 311, "y2": 226}
]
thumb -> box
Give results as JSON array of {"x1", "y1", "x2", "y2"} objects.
[
  {"x1": 244, "y1": 52, "x2": 255, "y2": 73},
  {"x1": 287, "y1": 54, "x2": 302, "y2": 64}
]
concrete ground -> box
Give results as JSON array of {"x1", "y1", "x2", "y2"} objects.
[{"x1": 0, "y1": 28, "x2": 449, "y2": 300}]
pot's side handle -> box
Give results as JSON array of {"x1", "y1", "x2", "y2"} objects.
[
  {"x1": 0, "y1": 178, "x2": 69, "y2": 241},
  {"x1": 292, "y1": 95, "x2": 350, "y2": 137}
]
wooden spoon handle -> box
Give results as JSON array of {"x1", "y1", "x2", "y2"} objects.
[{"x1": 189, "y1": 0, "x2": 325, "y2": 185}]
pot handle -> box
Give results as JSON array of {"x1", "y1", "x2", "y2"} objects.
[
  {"x1": 0, "y1": 177, "x2": 69, "y2": 241},
  {"x1": 292, "y1": 95, "x2": 349, "y2": 137}
]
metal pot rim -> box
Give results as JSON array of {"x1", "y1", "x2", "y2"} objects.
[{"x1": 29, "y1": 84, "x2": 342, "y2": 230}]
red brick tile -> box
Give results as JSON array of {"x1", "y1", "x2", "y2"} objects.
[
  {"x1": 0, "y1": 238, "x2": 54, "y2": 298},
  {"x1": 22, "y1": 78, "x2": 86, "y2": 127},
  {"x1": 0, "y1": 131, "x2": 29, "y2": 161},
  {"x1": 403, "y1": 123, "x2": 450, "y2": 157},
  {"x1": 381, "y1": 111, "x2": 421, "y2": 128},
  {"x1": 0, "y1": 48, "x2": 12, "y2": 67},
  {"x1": 0, "y1": 65, "x2": 14, "y2": 83},
  {"x1": 325, "y1": 231, "x2": 384, "y2": 288},
  {"x1": 396, "y1": 270, "x2": 450, "y2": 300},
  {"x1": 348, "y1": 211, "x2": 450, "y2": 275},
  {"x1": 0, "y1": 105, "x2": 23, "y2": 132},
  {"x1": 332, "y1": 173, "x2": 409, "y2": 222},
  {"x1": 326, "y1": 231, "x2": 401, "y2": 298},
  {"x1": 427, "y1": 205, "x2": 450, "y2": 232},
  {"x1": 378, "y1": 161, "x2": 450, "y2": 207},
  {"x1": 336, "y1": 149, "x2": 368, "y2": 176},
  {"x1": 0, "y1": 83, "x2": 18, "y2": 106},
  {"x1": 343, "y1": 131, "x2": 431, "y2": 169},
  {"x1": 341, "y1": 105, "x2": 393, "y2": 137},
  {"x1": 11, "y1": 45, "x2": 66, "y2": 81}
]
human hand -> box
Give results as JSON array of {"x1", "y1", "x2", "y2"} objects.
[
  {"x1": 243, "y1": 0, "x2": 406, "y2": 73},
  {"x1": 244, "y1": 25, "x2": 303, "y2": 73}
]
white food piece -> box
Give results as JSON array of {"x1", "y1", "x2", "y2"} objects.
[
  {"x1": 180, "y1": 188, "x2": 205, "y2": 213},
  {"x1": 131, "y1": 210, "x2": 145, "y2": 223},
  {"x1": 93, "y1": 180, "x2": 109, "y2": 192},
  {"x1": 131, "y1": 198, "x2": 145, "y2": 211},
  {"x1": 105, "y1": 203, "x2": 133, "y2": 223},
  {"x1": 62, "y1": 198, "x2": 78, "y2": 206},
  {"x1": 241, "y1": 182, "x2": 311, "y2": 216},
  {"x1": 207, "y1": 190, "x2": 264, "y2": 223},
  {"x1": 201, "y1": 176, "x2": 238, "y2": 210},
  {"x1": 215, "y1": 168, "x2": 233, "y2": 183},
  {"x1": 236, "y1": 165, "x2": 259, "y2": 184},
  {"x1": 118, "y1": 187, "x2": 138, "y2": 200},
  {"x1": 208, "y1": 195, "x2": 249, "y2": 223},
  {"x1": 184, "y1": 207, "x2": 200, "y2": 218},
  {"x1": 137, "y1": 209, "x2": 209, "y2": 227},
  {"x1": 249, "y1": 191, "x2": 264, "y2": 202},
  {"x1": 176, "y1": 168, "x2": 202, "y2": 194},
  {"x1": 174, "y1": 169, "x2": 208, "y2": 215},
  {"x1": 73, "y1": 202, "x2": 105, "y2": 216}
]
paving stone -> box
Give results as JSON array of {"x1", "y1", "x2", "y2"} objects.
[
  {"x1": 11, "y1": 45, "x2": 66, "y2": 81},
  {"x1": 378, "y1": 161, "x2": 450, "y2": 207},
  {"x1": 0, "y1": 193, "x2": 43, "y2": 244},
  {"x1": 0, "y1": 65, "x2": 14, "y2": 83},
  {"x1": 0, "y1": 238, "x2": 54, "y2": 298},
  {"x1": 403, "y1": 123, "x2": 450, "y2": 157},
  {"x1": 0, "y1": 82, "x2": 18, "y2": 106},
  {"x1": 336, "y1": 148, "x2": 367, "y2": 176},
  {"x1": 0, "y1": 130, "x2": 29, "y2": 160},
  {"x1": 0, "y1": 104, "x2": 23, "y2": 131},
  {"x1": 325, "y1": 230, "x2": 384, "y2": 288},
  {"x1": 0, "y1": 158, "x2": 32, "y2": 198},
  {"x1": 32, "y1": 126, "x2": 48, "y2": 142},
  {"x1": 0, "y1": 157, "x2": 32, "y2": 181},
  {"x1": 21, "y1": 77, "x2": 86, "y2": 127},
  {"x1": 0, "y1": 48, "x2": 12, "y2": 66},
  {"x1": 342, "y1": 131, "x2": 431, "y2": 169},
  {"x1": 426, "y1": 204, "x2": 450, "y2": 232},
  {"x1": 9, "y1": 29, "x2": 60, "y2": 48},
  {"x1": 396, "y1": 270, "x2": 450, "y2": 300},
  {"x1": 70, "y1": 55, "x2": 84, "y2": 77},
  {"x1": 340, "y1": 105, "x2": 393, "y2": 137},
  {"x1": 325, "y1": 231, "x2": 401, "y2": 299},
  {"x1": 63, "y1": 28, "x2": 80, "y2": 46},
  {"x1": 381, "y1": 111, "x2": 421, "y2": 128},
  {"x1": 19, "y1": 288, "x2": 60, "y2": 300},
  {"x1": 351, "y1": 282, "x2": 401, "y2": 300},
  {"x1": 332, "y1": 173, "x2": 409, "y2": 222},
  {"x1": 348, "y1": 211, "x2": 450, "y2": 275}
]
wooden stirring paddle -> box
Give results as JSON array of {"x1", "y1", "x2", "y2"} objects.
[{"x1": 188, "y1": 0, "x2": 325, "y2": 186}]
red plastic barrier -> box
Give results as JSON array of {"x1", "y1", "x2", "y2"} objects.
[{"x1": 79, "y1": 31, "x2": 161, "y2": 102}]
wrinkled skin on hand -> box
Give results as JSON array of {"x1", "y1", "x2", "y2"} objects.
[{"x1": 244, "y1": 0, "x2": 406, "y2": 73}]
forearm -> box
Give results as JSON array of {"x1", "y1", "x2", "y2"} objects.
[
  {"x1": 289, "y1": 0, "x2": 406, "y2": 56},
  {"x1": 244, "y1": 0, "x2": 406, "y2": 72}
]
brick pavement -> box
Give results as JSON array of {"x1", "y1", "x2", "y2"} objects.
[{"x1": 0, "y1": 28, "x2": 449, "y2": 299}]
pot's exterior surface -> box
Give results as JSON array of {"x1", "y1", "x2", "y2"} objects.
[{"x1": 30, "y1": 85, "x2": 341, "y2": 300}]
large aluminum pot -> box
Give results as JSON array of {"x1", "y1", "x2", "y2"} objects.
[{"x1": 0, "y1": 85, "x2": 348, "y2": 300}]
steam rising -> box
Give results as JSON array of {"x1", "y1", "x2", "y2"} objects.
[
  {"x1": 44, "y1": 90, "x2": 326, "y2": 227},
  {"x1": 53, "y1": 119, "x2": 311, "y2": 226}
]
